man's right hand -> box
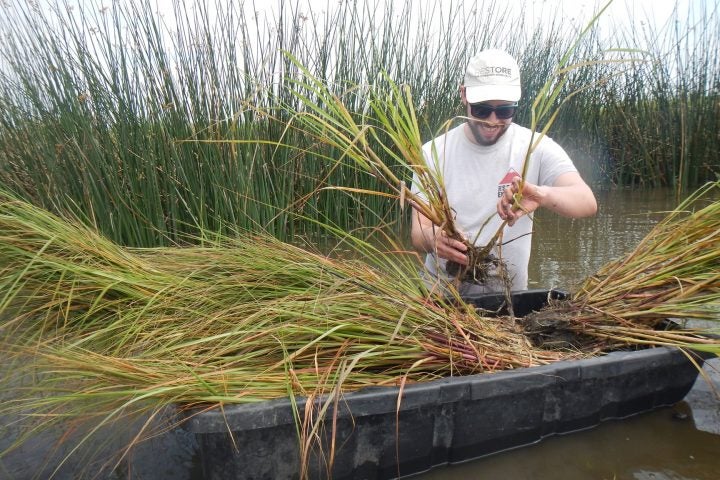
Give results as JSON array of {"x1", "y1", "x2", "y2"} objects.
[
  {"x1": 411, "y1": 211, "x2": 469, "y2": 265},
  {"x1": 418, "y1": 227, "x2": 469, "y2": 265}
]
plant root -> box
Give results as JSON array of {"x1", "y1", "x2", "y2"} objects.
[
  {"x1": 446, "y1": 245, "x2": 502, "y2": 284},
  {"x1": 516, "y1": 302, "x2": 599, "y2": 350}
]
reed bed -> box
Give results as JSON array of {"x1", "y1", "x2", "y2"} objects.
[
  {"x1": 0, "y1": 0, "x2": 718, "y2": 247},
  {"x1": 595, "y1": 3, "x2": 720, "y2": 193}
]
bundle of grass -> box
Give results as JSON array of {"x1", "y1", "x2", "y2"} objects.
[
  {"x1": 520, "y1": 181, "x2": 720, "y2": 354},
  {"x1": 0, "y1": 190, "x2": 578, "y2": 476},
  {"x1": 1, "y1": 185, "x2": 719, "y2": 477}
]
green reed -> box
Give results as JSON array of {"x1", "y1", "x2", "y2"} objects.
[
  {"x1": 556, "y1": 3, "x2": 720, "y2": 195},
  {"x1": 0, "y1": 0, "x2": 718, "y2": 248}
]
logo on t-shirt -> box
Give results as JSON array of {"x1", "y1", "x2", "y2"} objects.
[{"x1": 498, "y1": 168, "x2": 521, "y2": 197}]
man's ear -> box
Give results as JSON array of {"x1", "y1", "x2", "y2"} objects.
[{"x1": 459, "y1": 85, "x2": 468, "y2": 106}]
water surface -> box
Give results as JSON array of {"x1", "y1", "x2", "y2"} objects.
[
  {"x1": 528, "y1": 187, "x2": 687, "y2": 291},
  {"x1": 416, "y1": 404, "x2": 720, "y2": 480}
]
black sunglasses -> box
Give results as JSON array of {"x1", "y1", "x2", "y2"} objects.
[{"x1": 469, "y1": 102, "x2": 518, "y2": 120}]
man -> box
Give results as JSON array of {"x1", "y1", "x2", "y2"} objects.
[{"x1": 411, "y1": 49, "x2": 597, "y2": 295}]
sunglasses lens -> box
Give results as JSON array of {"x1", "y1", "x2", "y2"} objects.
[
  {"x1": 470, "y1": 104, "x2": 492, "y2": 118},
  {"x1": 495, "y1": 106, "x2": 516, "y2": 119},
  {"x1": 470, "y1": 103, "x2": 516, "y2": 119}
]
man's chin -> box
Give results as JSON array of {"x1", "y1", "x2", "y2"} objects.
[{"x1": 470, "y1": 123, "x2": 507, "y2": 146}]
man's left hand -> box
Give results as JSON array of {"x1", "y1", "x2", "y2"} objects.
[
  {"x1": 497, "y1": 178, "x2": 543, "y2": 226},
  {"x1": 497, "y1": 172, "x2": 598, "y2": 225}
]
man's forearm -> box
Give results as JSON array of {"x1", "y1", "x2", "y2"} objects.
[
  {"x1": 411, "y1": 224, "x2": 435, "y2": 253},
  {"x1": 536, "y1": 183, "x2": 597, "y2": 218}
]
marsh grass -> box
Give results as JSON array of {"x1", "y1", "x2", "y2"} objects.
[{"x1": 595, "y1": 3, "x2": 720, "y2": 194}]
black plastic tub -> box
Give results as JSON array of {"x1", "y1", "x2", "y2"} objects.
[{"x1": 184, "y1": 289, "x2": 705, "y2": 480}]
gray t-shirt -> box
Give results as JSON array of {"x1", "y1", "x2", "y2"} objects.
[{"x1": 412, "y1": 122, "x2": 577, "y2": 293}]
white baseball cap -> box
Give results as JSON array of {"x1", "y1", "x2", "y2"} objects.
[{"x1": 464, "y1": 49, "x2": 521, "y2": 103}]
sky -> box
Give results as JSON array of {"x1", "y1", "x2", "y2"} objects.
[
  {"x1": 145, "y1": 0, "x2": 712, "y2": 35},
  {"x1": 3, "y1": 0, "x2": 714, "y2": 47},
  {"x1": 141, "y1": 0, "x2": 716, "y2": 51},
  {"x1": 1, "y1": 0, "x2": 716, "y2": 85}
]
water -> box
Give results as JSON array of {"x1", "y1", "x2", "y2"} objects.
[
  {"x1": 2, "y1": 188, "x2": 718, "y2": 479},
  {"x1": 416, "y1": 405, "x2": 720, "y2": 480},
  {"x1": 527, "y1": 188, "x2": 687, "y2": 291}
]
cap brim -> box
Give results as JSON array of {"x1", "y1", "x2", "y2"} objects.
[{"x1": 465, "y1": 85, "x2": 521, "y2": 104}]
